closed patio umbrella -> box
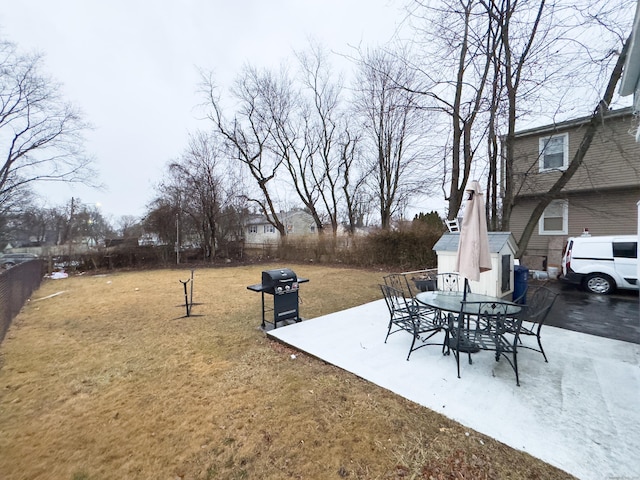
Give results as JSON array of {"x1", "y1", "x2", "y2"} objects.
[{"x1": 455, "y1": 180, "x2": 492, "y2": 295}]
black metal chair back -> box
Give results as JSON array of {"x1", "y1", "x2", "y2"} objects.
[
  {"x1": 516, "y1": 286, "x2": 558, "y2": 362},
  {"x1": 383, "y1": 273, "x2": 415, "y2": 298},
  {"x1": 447, "y1": 300, "x2": 523, "y2": 385},
  {"x1": 436, "y1": 272, "x2": 471, "y2": 293}
]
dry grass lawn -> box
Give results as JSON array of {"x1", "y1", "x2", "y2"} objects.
[{"x1": 0, "y1": 263, "x2": 575, "y2": 479}]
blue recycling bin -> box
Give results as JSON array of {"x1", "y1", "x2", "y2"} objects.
[{"x1": 513, "y1": 265, "x2": 529, "y2": 304}]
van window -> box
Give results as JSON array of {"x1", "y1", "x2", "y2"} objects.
[
  {"x1": 575, "y1": 241, "x2": 612, "y2": 259},
  {"x1": 612, "y1": 242, "x2": 637, "y2": 259}
]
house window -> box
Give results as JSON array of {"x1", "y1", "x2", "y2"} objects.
[
  {"x1": 538, "y1": 200, "x2": 568, "y2": 235},
  {"x1": 287, "y1": 224, "x2": 293, "y2": 233},
  {"x1": 249, "y1": 225, "x2": 257, "y2": 234},
  {"x1": 539, "y1": 133, "x2": 568, "y2": 171},
  {"x1": 264, "y1": 224, "x2": 275, "y2": 234},
  {"x1": 310, "y1": 225, "x2": 315, "y2": 233}
]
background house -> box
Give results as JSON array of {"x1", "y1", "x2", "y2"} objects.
[
  {"x1": 508, "y1": 107, "x2": 640, "y2": 269},
  {"x1": 244, "y1": 209, "x2": 318, "y2": 247}
]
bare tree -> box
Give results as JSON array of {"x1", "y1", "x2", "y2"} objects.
[
  {"x1": 0, "y1": 39, "x2": 96, "y2": 211},
  {"x1": 405, "y1": 0, "x2": 495, "y2": 221},
  {"x1": 355, "y1": 47, "x2": 428, "y2": 229},
  {"x1": 253, "y1": 63, "x2": 330, "y2": 235},
  {"x1": 487, "y1": 0, "x2": 551, "y2": 230},
  {"x1": 144, "y1": 198, "x2": 179, "y2": 246},
  {"x1": 514, "y1": 33, "x2": 631, "y2": 257},
  {"x1": 117, "y1": 215, "x2": 143, "y2": 239},
  {"x1": 339, "y1": 123, "x2": 371, "y2": 234},
  {"x1": 202, "y1": 67, "x2": 288, "y2": 237},
  {"x1": 155, "y1": 131, "x2": 241, "y2": 260},
  {"x1": 295, "y1": 43, "x2": 347, "y2": 235}
]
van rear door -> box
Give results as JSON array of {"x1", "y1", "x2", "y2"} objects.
[{"x1": 613, "y1": 240, "x2": 638, "y2": 289}]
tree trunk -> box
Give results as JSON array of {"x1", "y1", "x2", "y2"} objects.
[{"x1": 515, "y1": 34, "x2": 631, "y2": 257}]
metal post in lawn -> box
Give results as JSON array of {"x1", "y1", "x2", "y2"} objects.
[
  {"x1": 190, "y1": 269, "x2": 194, "y2": 311},
  {"x1": 180, "y1": 279, "x2": 191, "y2": 317}
]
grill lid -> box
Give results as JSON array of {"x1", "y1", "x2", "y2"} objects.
[{"x1": 262, "y1": 269, "x2": 297, "y2": 293}]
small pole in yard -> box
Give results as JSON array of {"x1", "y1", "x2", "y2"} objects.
[
  {"x1": 179, "y1": 279, "x2": 191, "y2": 317},
  {"x1": 190, "y1": 269, "x2": 194, "y2": 309}
]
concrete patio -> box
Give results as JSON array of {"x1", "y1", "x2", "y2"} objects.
[{"x1": 267, "y1": 299, "x2": 640, "y2": 480}]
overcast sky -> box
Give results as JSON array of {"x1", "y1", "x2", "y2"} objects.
[{"x1": 0, "y1": 1, "x2": 407, "y2": 221}]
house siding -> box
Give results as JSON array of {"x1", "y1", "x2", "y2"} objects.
[
  {"x1": 512, "y1": 111, "x2": 640, "y2": 196},
  {"x1": 510, "y1": 188, "x2": 640, "y2": 268},
  {"x1": 509, "y1": 108, "x2": 640, "y2": 268},
  {"x1": 244, "y1": 210, "x2": 317, "y2": 247}
]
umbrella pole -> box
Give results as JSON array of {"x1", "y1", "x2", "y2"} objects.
[{"x1": 463, "y1": 278, "x2": 469, "y2": 301}]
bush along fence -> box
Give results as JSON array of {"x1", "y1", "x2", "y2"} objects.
[{"x1": 0, "y1": 260, "x2": 44, "y2": 344}]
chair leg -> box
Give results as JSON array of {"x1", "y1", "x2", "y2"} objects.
[
  {"x1": 537, "y1": 335, "x2": 548, "y2": 362},
  {"x1": 451, "y1": 339, "x2": 461, "y2": 378},
  {"x1": 442, "y1": 330, "x2": 449, "y2": 355},
  {"x1": 384, "y1": 320, "x2": 393, "y2": 344},
  {"x1": 513, "y1": 350, "x2": 520, "y2": 386},
  {"x1": 407, "y1": 334, "x2": 418, "y2": 361}
]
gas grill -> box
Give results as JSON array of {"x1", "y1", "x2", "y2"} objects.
[{"x1": 247, "y1": 268, "x2": 309, "y2": 329}]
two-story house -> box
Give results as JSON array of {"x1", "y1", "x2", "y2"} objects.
[
  {"x1": 507, "y1": 107, "x2": 640, "y2": 269},
  {"x1": 244, "y1": 209, "x2": 318, "y2": 247}
]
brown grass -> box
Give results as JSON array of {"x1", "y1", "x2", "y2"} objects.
[{"x1": 0, "y1": 263, "x2": 574, "y2": 480}]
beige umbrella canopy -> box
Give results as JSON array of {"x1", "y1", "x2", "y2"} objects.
[{"x1": 455, "y1": 180, "x2": 492, "y2": 283}]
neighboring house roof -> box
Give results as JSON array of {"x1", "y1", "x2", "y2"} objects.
[
  {"x1": 245, "y1": 210, "x2": 314, "y2": 226},
  {"x1": 620, "y1": 0, "x2": 640, "y2": 100},
  {"x1": 511, "y1": 107, "x2": 634, "y2": 139},
  {"x1": 246, "y1": 214, "x2": 268, "y2": 226},
  {"x1": 433, "y1": 232, "x2": 517, "y2": 254}
]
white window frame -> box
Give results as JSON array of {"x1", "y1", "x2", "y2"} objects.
[
  {"x1": 538, "y1": 199, "x2": 568, "y2": 235},
  {"x1": 263, "y1": 224, "x2": 275, "y2": 234},
  {"x1": 248, "y1": 225, "x2": 257, "y2": 234},
  {"x1": 539, "y1": 133, "x2": 569, "y2": 172}
]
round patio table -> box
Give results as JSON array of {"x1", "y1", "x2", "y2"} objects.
[
  {"x1": 415, "y1": 291, "x2": 521, "y2": 353},
  {"x1": 415, "y1": 291, "x2": 521, "y2": 315}
]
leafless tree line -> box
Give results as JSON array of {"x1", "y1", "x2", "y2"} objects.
[
  {"x1": 1, "y1": 0, "x2": 635, "y2": 259},
  {"x1": 155, "y1": 0, "x2": 633, "y2": 258},
  {"x1": 146, "y1": 41, "x2": 441, "y2": 257}
]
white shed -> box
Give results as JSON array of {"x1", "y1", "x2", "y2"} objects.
[{"x1": 433, "y1": 232, "x2": 518, "y2": 299}]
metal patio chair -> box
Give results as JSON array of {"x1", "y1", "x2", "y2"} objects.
[
  {"x1": 379, "y1": 284, "x2": 445, "y2": 361},
  {"x1": 383, "y1": 273, "x2": 416, "y2": 298},
  {"x1": 446, "y1": 300, "x2": 524, "y2": 386},
  {"x1": 511, "y1": 286, "x2": 559, "y2": 362}
]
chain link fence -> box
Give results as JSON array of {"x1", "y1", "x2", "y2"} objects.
[{"x1": 0, "y1": 260, "x2": 45, "y2": 343}]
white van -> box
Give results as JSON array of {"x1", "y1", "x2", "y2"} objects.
[{"x1": 560, "y1": 235, "x2": 638, "y2": 294}]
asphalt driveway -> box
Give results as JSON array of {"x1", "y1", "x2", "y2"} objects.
[{"x1": 531, "y1": 278, "x2": 640, "y2": 344}]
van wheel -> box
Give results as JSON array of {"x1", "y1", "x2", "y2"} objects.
[{"x1": 584, "y1": 273, "x2": 614, "y2": 295}]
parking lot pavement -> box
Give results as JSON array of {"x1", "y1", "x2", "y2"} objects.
[{"x1": 531, "y1": 278, "x2": 640, "y2": 344}]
